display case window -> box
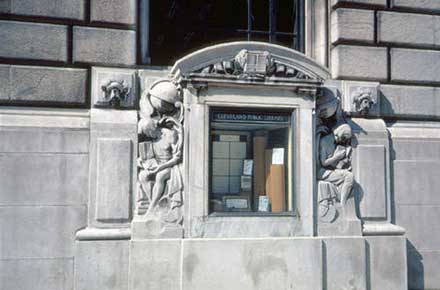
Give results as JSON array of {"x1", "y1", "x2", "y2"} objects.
[{"x1": 209, "y1": 107, "x2": 294, "y2": 215}]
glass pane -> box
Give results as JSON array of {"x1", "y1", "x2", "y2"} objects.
[
  {"x1": 209, "y1": 108, "x2": 293, "y2": 214},
  {"x1": 275, "y1": 34, "x2": 295, "y2": 49},
  {"x1": 277, "y1": 0, "x2": 295, "y2": 33},
  {"x1": 150, "y1": 0, "x2": 249, "y2": 65},
  {"x1": 252, "y1": 0, "x2": 269, "y2": 31}
]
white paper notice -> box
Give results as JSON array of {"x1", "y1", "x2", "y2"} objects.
[{"x1": 272, "y1": 148, "x2": 284, "y2": 165}]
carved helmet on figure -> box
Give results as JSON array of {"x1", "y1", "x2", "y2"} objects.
[{"x1": 148, "y1": 79, "x2": 182, "y2": 115}]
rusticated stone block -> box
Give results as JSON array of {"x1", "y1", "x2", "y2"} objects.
[
  {"x1": 2, "y1": 0, "x2": 84, "y2": 20},
  {"x1": 73, "y1": 27, "x2": 136, "y2": 65},
  {"x1": 331, "y1": 0, "x2": 386, "y2": 7},
  {"x1": 378, "y1": 11, "x2": 440, "y2": 47},
  {"x1": 380, "y1": 84, "x2": 440, "y2": 118},
  {"x1": 0, "y1": 65, "x2": 87, "y2": 104},
  {"x1": 331, "y1": 8, "x2": 374, "y2": 44},
  {"x1": 331, "y1": 45, "x2": 387, "y2": 81},
  {"x1": 91, "y1": 0, "x2": 136, "y2": 25},
  {"x1": 0, "y1": 21, "x2": 68, "y2": 62},
  {"x1": 391, "y1": 48, "x2": 440, "y2": 84},
  {"x1": 392, "y1": 0, "x2": 440, "y2": 12}
]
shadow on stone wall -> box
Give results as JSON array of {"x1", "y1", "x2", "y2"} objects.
[{"x1": 407, "y1": 240, "x2": 424, "y2": 290}]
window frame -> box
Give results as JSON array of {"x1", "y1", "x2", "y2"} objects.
[
  {"x1": 184, "y1": 82, "x2": 316, "y2": 238},
  {"x1": 207, "y1": 106, "x2": 296, "y2": 216},
  {"x1": 139, "y1": 0, "x2": 307, "y2": 65}
]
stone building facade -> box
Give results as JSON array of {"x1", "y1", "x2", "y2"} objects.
[{"x1": 0, "y1": 1, "x2": 439, "y2": 290}]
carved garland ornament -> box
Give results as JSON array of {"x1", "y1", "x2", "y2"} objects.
[{"x1": 135, "y1": 79, "x2": 184, "y2": 227}]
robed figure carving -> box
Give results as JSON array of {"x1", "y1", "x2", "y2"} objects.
[
  {"x1": 136, "y1": 79, "x2": 184, "y2": 227},
  {"x1": 316, "y1": 95, "x2": 356, "y2": 224}
]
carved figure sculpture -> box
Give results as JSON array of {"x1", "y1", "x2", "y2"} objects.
[
  {"x1": 318, "y1": 124, "x2": 354, "y2": 203},
  {"x1": 352, "y1": 88, "x2": 374, "y2": 115},
  {"x1": 316, "y1": 93, "x2": 355, "y2": 223},
  {"x1": 100, "y1": 80, "x2": 130, "y2": 108},
  {"x1": 136, "y1": 79, "x2": 184, "y2": 225}
]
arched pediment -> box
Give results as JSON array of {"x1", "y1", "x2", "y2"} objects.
[{"x1": 170, "y1": 41, "x2": 330, "y2": 83}]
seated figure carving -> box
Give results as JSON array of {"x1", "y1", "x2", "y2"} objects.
[
  {"x1": 136, "y1": 79, "x2": 184, "y2": 226},
  {"x1": 316, "y1": 94, "x2": 355, "y2": 223}
]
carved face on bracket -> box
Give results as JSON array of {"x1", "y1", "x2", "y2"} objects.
[
  {"x1": 101, "y1": 80, "x2": 130, "y2": 108},
  {"x1": 356, "y1": 93, "x2": 373, "y2": 115}
]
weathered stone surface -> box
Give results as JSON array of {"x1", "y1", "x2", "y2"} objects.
[
  {"x1": 396, "y1": 204, "x2": 440, "y2": 251},
  {"x1": 394, "y1": 161, "x2": 440, "y2": 205},
  {"x1": 0, "y1": 154, "x2": 88, "y2": 205},
  {"x1": 0, "y1": 21, "x2": 67, "y2": 62},
  {"x1": 0, "y1": 65, "x2": 87, "y2": 104},
  {"x1": 182, "y1": 238, "x2": 322, "y2": 290},
  {"x1": 324, "y1": 238, "x2": 366, "y2": 290},
  {"x1": 392, "y1": 0, "x2": 440, "y2": 12},
  {"x1": 96, "y1": 138, "x2": 131, "y2": 221},
  {"x1": 408, "y1": 250, "x2": 440, "y2": 290},
  {"x1": 73, "y1": 27, "x2": 136, "y2": 65},
  {"x1": 380, "y1": 85, "x2": 440, "y2": 118},
  {"x1": 366, "y1": 236, "x2": 407, "y2": 290},
  {"x1": 331, "y1": 45, "x2": 387, "y2": 81},
  {"x1": 91, "y1": 0, "x2": 136, "y2": 25},
  {"x1": 0, "y1": 0, "x2": 11, "y2": 12},
  {"x1": 0, "y1": 128, "x2": 89, "y2": 154},
  {"x1": 378, "y1": 12, "x2": 440, "y2": 47},
  {"x1": 75, "y1": 241, "x2": 129, "y2": 290},
  {"x1": 391, "y1": 48, "x2": 440, "y2": 84},
  {"x1": 392, "y1": 138, "x2": 440, "y2": 161},
  {"x1": 0, "y1": 205, "x2": 86, "y2": 258},
  {"x1": 356, "y1": 145, "x2": 387, "y2": 219},
  {"x1": 5, "y1": 0, "x2": 84, "y2": 20},
  {"x1": 331, "y1": 0, "x2": 386, "y2": 7},
  {"x1": 0, "y1": 258, "x2": 73, "y2": 290},
  {"x1": 129, "y1": 240, "x2": 181, "y2": 290},
  {"x1": 331, "y1": 8, "x2": 374, "y2": 44}
]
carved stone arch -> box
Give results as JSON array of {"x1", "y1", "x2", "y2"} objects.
[{"x1": 169, "y1": 41, "x2": 330, "y2": 83}]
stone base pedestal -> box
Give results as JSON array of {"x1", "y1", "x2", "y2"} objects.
[
  {"x1": 131, "y1": 218, "x2": 183, "y2": 239},
  {"x1": 318, "y1": 196, "x2": 362, "y2": 236}
]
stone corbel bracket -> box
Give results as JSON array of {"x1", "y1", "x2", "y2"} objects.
[
  {"x1": 342, "y1": 81, "x2": 380, "y2": 117},
  {"x1": 91, "y1": 67, "x2": 138, "y2": 109}
]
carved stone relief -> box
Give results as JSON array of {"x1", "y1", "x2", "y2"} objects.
[
  {"x1": 134, "y1": 79, "x2": 184, "y2": 235},
  {"x1": 99, "y1": 80, "x2": 131, "y2": 108},
  {"x1": 316, "y1": 93, "x2": 357, "y2": 224},
  {"x1": 192, "y1": 49, "x2": 314, "y2": 81},
  {"x1": 91, "y1": 67, "x2": 137, "y2": 109}
]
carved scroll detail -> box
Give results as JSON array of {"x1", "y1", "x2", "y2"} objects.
[{"x1": 135, "y1": 79, "x2": 184, "y2": 228}]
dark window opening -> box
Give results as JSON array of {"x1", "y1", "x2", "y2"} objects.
[{"x1": 144, "y1": 0, "x2": 305, "y2": 65}]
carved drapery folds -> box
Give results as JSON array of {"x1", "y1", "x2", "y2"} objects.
[
  {"x1": 135, "y1": 79, "x2": 184, "y2": 228},
  {"x1": 316, "y1": 93, "x2": 356, "y2": 224}
]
